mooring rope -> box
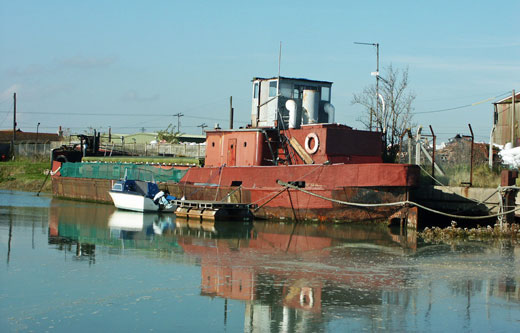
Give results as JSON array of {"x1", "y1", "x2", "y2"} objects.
[
  {"x1": 277, "y1": 180, "x2": 520, "y2": 220},
  {"x1": 220, "y1": 185, "x2": 242, "y2": 202},
  {"x1": 253, "y1": 187, "x2": 288, "y2": 212}
]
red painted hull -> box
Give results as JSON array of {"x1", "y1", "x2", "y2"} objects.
[{"x1": 165, "y1": 163, "x2": 419, "y2": 223}]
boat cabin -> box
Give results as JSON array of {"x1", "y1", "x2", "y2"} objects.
[
  {"x1": 251, "y1": 77, "x2": 334, "y2": 128},
  {"x1": 204, "y1": 76, "x2": 382, "y2": 167}
]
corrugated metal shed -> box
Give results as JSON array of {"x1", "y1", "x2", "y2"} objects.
[{"x1": 493, "y1": 92, "x2": 519, "y2": 146}]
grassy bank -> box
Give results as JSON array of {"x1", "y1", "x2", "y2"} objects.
[
  {"x1": 422, "y1": 164, "x2": 519, "y2": 187},
  {"x1": 0, "y1": 159, "x2": 52, "y2": 193}
]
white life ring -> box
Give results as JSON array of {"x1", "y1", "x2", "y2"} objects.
[
  {"x1": 299, "y1": 287, "x2": 314, "y2": 309},
  {"x1": 304, "y1": 133, "x2": 319, "y2": 154}
]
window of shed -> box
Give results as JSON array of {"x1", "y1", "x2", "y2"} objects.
[
  {"x1": 269, "y1": 81, "x2": 278, "y2": 97},
  {"x1": 321, "y1": 87, "x2": 330, "y2": 101}
]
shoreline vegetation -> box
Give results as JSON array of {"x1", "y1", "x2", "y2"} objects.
[
  {"x1": 419, "y1": 222, "x2": 519, "y2": 244},
  {"x1": 0, "y1": 156, "x2": 203, "y2": 193},
  {"x1": 0, "y1": 157, "x2": 517, "y2": 198},
  {"x1": 0, "y1": 159, "x2": 52, "y2": 193}
]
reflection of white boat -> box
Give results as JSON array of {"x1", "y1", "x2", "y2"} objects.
[
  {"x1": 108, "y1": 210, "x2": 154, "y2": 231},
  {"x1": 108, "y1": 179, "x2": 176, "y2": 213},
  {"x1": 108, "y1": 210, "x2": 175, "y2": 235}
]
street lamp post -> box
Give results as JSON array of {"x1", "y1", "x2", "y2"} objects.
[{"x1": 354, "y1": 42, "x2": 379, "y2": 131}]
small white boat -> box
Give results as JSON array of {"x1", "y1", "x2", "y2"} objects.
[{"x1": 108, "y1": 179, "x2": 176, "y2": 213}]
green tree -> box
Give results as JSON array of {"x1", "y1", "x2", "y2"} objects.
[{"x1": 157, "y1": 124, "x2": 181, "y2": 143}]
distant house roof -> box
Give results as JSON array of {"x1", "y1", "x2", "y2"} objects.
[
  {"x1": 0, "y1": 130, "x2": 63, "y2": 142},
  {"x1": 494, "y1": 92, "x2": 520, "y2": 104},
  {"x1": 252, "y1": 76, "x2": 333, "y2": 85}
]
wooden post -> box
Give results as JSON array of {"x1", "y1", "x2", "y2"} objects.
[{"x1": 407, "y1": 130, "x2": 412, "y2": 164}]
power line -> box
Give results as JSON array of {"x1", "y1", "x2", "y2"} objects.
[
  {"x1": 413, "y1": 91, "x2": 510, "y2": 114},
  {"x1": 0, "y1": 110, "x2": 249, "y2": 123}
]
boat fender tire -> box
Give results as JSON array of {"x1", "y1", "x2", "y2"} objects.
[
  {"x1": 304, "y1": 133, "x2": 319, "y2": 154},
  {"x1": 153, "y1": 191, "x2": 165, "y2": 204},
  {"x1": 56, "y1": 155, "x2": 68, "y2": 163}
]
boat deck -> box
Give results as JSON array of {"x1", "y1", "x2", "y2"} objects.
[
  {"x1": 172, "y1": 199, "x2": 256, "y2": 210},
  {"x1": 173, "y1": 199, "x2": 255, "y2": 222}
]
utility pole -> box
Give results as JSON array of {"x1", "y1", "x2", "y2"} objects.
[
  {"x1": 198, "y1": 123, "x2": 207, "y2": 134},
  {"x1": 13, "y1": 93, "x2": 16, "y2": 141},
  {"x1": 12, "y1": 92, "x2": 16, "y2": 160},
  {"x1": 173, "y1": 113, "x2": 184, "y2": 133},
  {"x1": 354, "y1": 42, "x2": 379, "y2": 132}
]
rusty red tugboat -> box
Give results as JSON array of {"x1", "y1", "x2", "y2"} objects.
[{"x1": 164, "y1": 76, "x2": 420, "y2": 223}]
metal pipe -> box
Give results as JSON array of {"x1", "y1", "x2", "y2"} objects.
[
  {"x1": 489, "y1": 125, "x2": 495, "y2": 169},
  {"x1": 469, "y1": 124, "x2": 474, "y2": 187},
  {"x1": 429, "y1": 125, "x2": 436, "y2": 184},
  {"x1": 354, "y1": 41, "x2": 379, "y2": 131},
  {"x1": 229, "y1": 96, "x2": 234, "y2": 129},
  {"x1": 512, "y1": 90, "x2": 516, "y2": 147},
  {"x1": 415, "y1": 126, "x2": 422, "y2": 165}
]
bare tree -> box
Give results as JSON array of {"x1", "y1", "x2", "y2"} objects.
[{"x1": 352, "y1": 64, "x2": 415, "y2": 161}]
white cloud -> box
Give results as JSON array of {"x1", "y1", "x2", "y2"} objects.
[
  {"x1": 6, "y1": 64, "x2": 45, "y2": 77},
  {"x1": 60, "y1": 56, "x2": 117, "y2": 69},
  {"x1": 390, "y1": 55, "x2": 520, "y2": 72},
  {"x1": 0, "y1": 84, "x2": 21, "y2": 101},
  {"x1": 121, "y1": 90, "x2": 160, "y2": 102}
]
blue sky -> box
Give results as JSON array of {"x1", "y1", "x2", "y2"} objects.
[{"x1": 0, "y1": 0, "x2": 518, "y2": 142}]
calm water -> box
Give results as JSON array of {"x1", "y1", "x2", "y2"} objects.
[{"x1": 1, "y1": 190, "x2": 519, "y2": 332}]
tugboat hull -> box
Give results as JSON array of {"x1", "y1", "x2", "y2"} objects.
[{"x1": 165, "y1": 163, "x2": 419, "y2": 223}]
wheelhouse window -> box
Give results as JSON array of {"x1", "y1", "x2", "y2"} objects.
[
  {"x1": 254, "y1": 82, "x2": 259, "y2": 99},
  {"x1": 321, "y1": 86, "x2": 330, "y2": 101},
  {"x1": 293, "y1": 87, "x2": 301, "y2": 99},
  {"x1": 269, "y1": 81, "x2": 278, "y2": 97}
]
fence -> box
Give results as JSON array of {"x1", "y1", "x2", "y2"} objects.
[
  {"x1": 9, "y1": 141, "x2": 206, "y2": 159},
  {"x1": 60, "y1": 162, "x2": 187, "y2": 182},
  {"x1": 100, "y1": 142, "x2": 206, "y2": 158},
  {"x1": 13, "y1": 141, "x2": 64, "y2": 159},
  {"x1": 396, "y1": 127, "x2": 490, "y2": 187}
]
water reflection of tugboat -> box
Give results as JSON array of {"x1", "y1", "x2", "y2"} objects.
[
  {"x1": 175, "y1": 222, "x2": 412, "y2": 331},
  {"x1": 45, "y1": 202, "x2": 520, "y2": 331}
]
